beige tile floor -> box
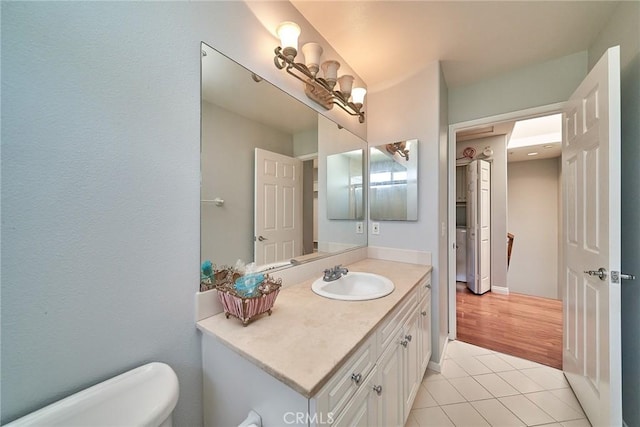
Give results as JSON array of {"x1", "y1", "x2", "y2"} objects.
[{"x1": 405, "y1": 341, "x2": 591, "y2": 427}]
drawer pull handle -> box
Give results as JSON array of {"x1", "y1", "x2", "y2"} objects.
[
  {"x1": 351, "y1": 373, "x2": 362, "y2": 385},
  {"x1": 373, "y1": 385, "x2": 382, "y2": 395},
  {"x1": 405, "y1": 334, "x2": 412, "y2": 342},
  {"x1": 400, "y1": 340, "x2": 408, "y2": 348},
  {"x1": 421, "y1": 311, "x2": 427, "y2": 316}
]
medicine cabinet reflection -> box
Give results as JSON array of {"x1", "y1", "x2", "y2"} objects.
[
  {"x1": 326, "y1": 149, "x2": 364, "y2": 220},
  {"x1": 369, "y1": 139, "x2": 419, "y2": 221}
]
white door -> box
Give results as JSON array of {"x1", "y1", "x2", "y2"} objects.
[
  {"x1": 478, "y1": 160, "x2": 491, "y2": 293},
  {"x1": 254, "y1": 148, "x2": 302, "y2": 265},
  {"x1": 467, "y1": 159, "x2": 491, "y2": 294},
  {"x1": 562, "y1": 46, "x2": 621, "y2": 426}
]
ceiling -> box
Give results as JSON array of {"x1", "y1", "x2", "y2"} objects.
[{"x1": 291, "y1": 1, "x2": 619, "y2": 91}]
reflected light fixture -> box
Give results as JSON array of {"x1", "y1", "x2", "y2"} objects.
[
  {"x1": 274, "y1": 21, "x2": 366, "y2": 123},
  {"x1": 386, "y1": 141, "x2": 410, "y2": 161}
]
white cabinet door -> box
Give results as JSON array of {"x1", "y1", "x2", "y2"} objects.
[
  {"x1": 332, "y1": 368, "x2": 378, "y2": 427},
  {"x1": 419, "y1": 291, "x2": 432, "y2": 375},
  {"x1": 402, "y1": 313, "x2": 420, "y2": 419},
  {"x1": 376, "y1": 341, "x2": 403, "y2": 427}
]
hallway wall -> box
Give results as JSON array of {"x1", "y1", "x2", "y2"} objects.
[{"x1": 507, "y1": 158, "x2": 560, "y2": 299}]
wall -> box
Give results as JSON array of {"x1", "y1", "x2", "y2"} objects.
[
  {"x1": 449, "y1": 51, "x2": 588, "y2": 124},
  {"x1": 367, "y1": 62, "x2": 449, "y2": 363},
  {"x1": 201, "y1": 101, "x2": 293, "y2": 266},
  {"x1": 507, "y1": 158, "x2": 560, "y2": 299},
  {"x1": 588, "y1": 2, "x2": 640, "y2": 426},
  {"x1": 456, "y1": 135, "x2": 508, "y2": 291},
  {"x1": 0, "y1": 1, "x2": 365, "y2": 424}
]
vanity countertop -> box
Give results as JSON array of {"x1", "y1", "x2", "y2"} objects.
[{"x1": 196, "y1": 258, "x2": 432, "y2": 398}]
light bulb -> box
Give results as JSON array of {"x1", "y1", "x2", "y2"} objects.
[
  {"x1": 276, "y1": 22, "x2": 301, "y2": 60},
  {"x1": 321, "y1": 60, "x2": 341, "y2": 89},
  {"x1": 351, "y1": 87, "x2": 367, "y2": 106},
  {"x1": 302, "y1": 42, "x2": 323, "y2": 77},
  {"x1": 337, "y1": 75, "x2": 354, "y2": 98}
]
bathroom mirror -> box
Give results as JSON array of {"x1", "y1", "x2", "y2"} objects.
[
  {"x1": 369, "y1": 139, "x2": 419, "y2": 221},
  {"x1": 326, "y1": 149, "x2": 364, "y2": 220},
  {"x1": 201, "y1": 43, "x2": 367, "y2": 269}
]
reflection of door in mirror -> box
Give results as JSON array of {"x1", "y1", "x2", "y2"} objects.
[
  {"x1": 254, "y1": 148, "x2": 302, "y2": 265},
  {"x1": 369, "y1": 139, "x2": 419, "y2": 221}
]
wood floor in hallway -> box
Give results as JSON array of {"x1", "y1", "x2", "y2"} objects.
[{"x1": 456, "y1": 283, "x2": 563, "y2": 369}]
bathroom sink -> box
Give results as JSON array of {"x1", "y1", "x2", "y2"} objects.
[{"x1": 311, "y1": 272, "x2": 395, "y2": 301}]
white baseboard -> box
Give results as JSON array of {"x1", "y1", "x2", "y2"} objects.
[
  {"x1": 492, "y1": 286, "x2": 509, "y2": 295},
  {"x1": 427, "y1": 338, "x2": 449, "y2": 373},
  {"x1": 368, "y1": 246, "x2": 431, "y2": 265}
]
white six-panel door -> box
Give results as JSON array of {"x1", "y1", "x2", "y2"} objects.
[
  {"x1": 254, "y1": 148, "x2": 302, "y2": 265},
  {"x1": 562, "y1": 46, "x2": 621, "y2": 426}
]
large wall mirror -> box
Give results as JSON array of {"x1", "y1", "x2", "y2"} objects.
[
  {"x1": 369, "y1": 139, "x2": 419, "y2": 221},
  {"x1": 326, "y1": 149, "x2": 364, "y2": 220},
  {"x1": 201, "y1": 43, "x2": 368, "y2": 270}
]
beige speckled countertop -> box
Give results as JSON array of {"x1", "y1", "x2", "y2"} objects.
[{"x1": 196, "y1": 258, "x2": 431, "y2": 398}]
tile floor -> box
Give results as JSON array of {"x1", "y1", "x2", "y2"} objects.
[{"x1": 405, "y1": 340, "x2": 591, "y2": 427}]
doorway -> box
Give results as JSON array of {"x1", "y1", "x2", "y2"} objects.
[{"x1": 447, "y1": 104, "x2": 565, "y2": 360}]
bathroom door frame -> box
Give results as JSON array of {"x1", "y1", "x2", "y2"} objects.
[{"x1": 447, "y1": 102, "x2": 565, "y2": 340}]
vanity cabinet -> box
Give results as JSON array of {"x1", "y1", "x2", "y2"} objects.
[
  {"x1": 313, "y1": 272, "x2": 432, "y2": 426},
  {"x1": 199, "y1": 265, "x2": 432, "y2": 427}
]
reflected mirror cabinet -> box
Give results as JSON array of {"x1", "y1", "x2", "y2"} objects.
[
  {"x1": 200, "y1": 43, "x2": 367, "y2": 270},
  {"x1": 369, "y1": 139, "x2": 419, "y2": 221}
]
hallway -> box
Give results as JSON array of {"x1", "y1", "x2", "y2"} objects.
[{"x1": 456, "y1": 283, "x2": 563, "y2": 369}]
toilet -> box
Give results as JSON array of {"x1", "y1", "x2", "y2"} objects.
[{"x1": 6, "y1": 362, "x2": 179, "y2": 427}]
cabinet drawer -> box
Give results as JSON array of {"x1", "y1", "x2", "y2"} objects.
[
  {"x1": 378, "y1": 290, "x2": 418, "y2": 351},
  {"x1": 417, "y1": 273, "x2": 432, "y2": 301},
  {"x1": 314, "y1": 334, "x2": 377, "y2": 419}
]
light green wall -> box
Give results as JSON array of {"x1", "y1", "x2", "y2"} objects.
[{"x1": 448, "y1": 51, "x2": 587, "y2": 124}]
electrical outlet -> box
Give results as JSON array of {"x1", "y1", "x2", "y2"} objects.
[
  {"x1": 372, "y1": 222, "x2": 380, "y2": 235},
  {"x1": 356, "y1": 222, "x2": 364, "y2": 234}
]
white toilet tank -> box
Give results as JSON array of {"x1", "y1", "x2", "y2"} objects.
[{"x1": 6, "y1": 362, "x2": 179, "y2": 427}]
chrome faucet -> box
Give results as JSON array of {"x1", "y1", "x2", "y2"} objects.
[{"x1": 323, "y1": 265, "x2": 349, "y2": 282}]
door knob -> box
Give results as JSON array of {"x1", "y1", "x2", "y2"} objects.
[
  {"x1": 256, "y1": 235, "x2": 268, "y2": 242},
  {"x1": 584, "y1": 268, "x2": 607, "y2": 281},
  {"x1": 351, "y1": 373, "x2": 362, "y2": 385}
]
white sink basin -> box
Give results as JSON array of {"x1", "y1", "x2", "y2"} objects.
[{"x1": 311, "y1": 272, "x2": 395, "y2": 301}]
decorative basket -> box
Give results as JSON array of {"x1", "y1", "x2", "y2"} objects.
[{"x1": 201, "y1": 266, "x2": 282, "y2": 326}]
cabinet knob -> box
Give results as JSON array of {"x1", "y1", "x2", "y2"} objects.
[
  {"x1": 425, "y1": 283, "x2": 431, "y2": 289},
  {"x1": 405, "y1": 334, "x2": 412, "y2": 342},
  {"x1": 351, "y1": 373, "x2": 362, "y2": 385},
  {"x1": 421, "y1": 311, "x2": 427, "y2": 316},
  {"x1": 400, "y1": 340, "x2": 408, "y2": 348},
  {"x1": 373, "y1": 385, "x2": 382, "y2": 395}
]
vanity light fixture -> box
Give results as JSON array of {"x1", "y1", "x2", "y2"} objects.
[
  {"x1": 386, "y1": 141, "x2": 410, "y2": 161},
  {"x1": 274, "y1": 21, "x2": 366, "y2": 123}
]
